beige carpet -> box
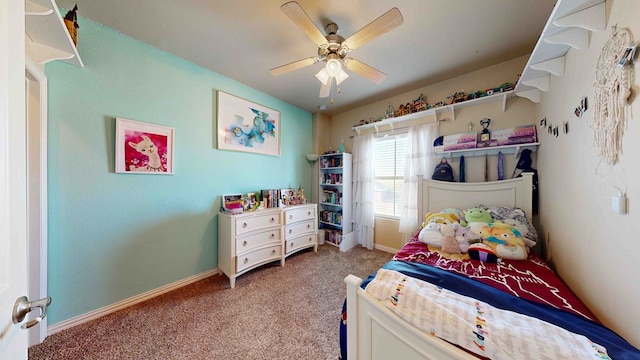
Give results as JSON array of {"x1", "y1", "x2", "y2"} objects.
[{"x1": 29, "y1": 244, "x2": 392, "y2": 360}]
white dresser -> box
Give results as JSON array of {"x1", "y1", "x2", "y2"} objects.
[
  {"x1": 218, "y1": 204, "x2": 317, "y2": 288},
  {"x1": 284, "y1": 204, "x2": 317, "y2": 257}
]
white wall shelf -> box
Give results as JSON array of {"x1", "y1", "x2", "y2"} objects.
[
  {"x1": 26, "y1": 0, "x2": 84, "y2": 67},
  {"x1": 514, "y1": 0, "x2": 605, "y2": 103},
  {"x1": 436, "y1": 143, "x2": 539, "y2": 159},
  {"x1": 352, "y1": 91, "x2": 515, "y2": 135}
]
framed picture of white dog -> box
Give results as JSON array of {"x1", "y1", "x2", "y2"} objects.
[{"x1": 115, "y1": 118, "x2": 175, "y2": 174}]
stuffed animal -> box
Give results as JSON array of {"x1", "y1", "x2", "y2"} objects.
[
  {"x1": 465, "y1": 207, "x2": 493, "y2": 238},
  {"x1": 440, "y1": 208, "x2": 467, "y2": 226},
  {"x1": 480, "y1": 223, "x2": 527, "y2": 260},
  {"x1": 418, "y1": 222, "x2": 445, "y2": 247},
  {"x1": 422, "y1": 212, "x2": 460, "y2": 227},
  {"x1": 451, "y1": 223, "x2": 480, "y2": 253},
  {"x1": 439, "y1": 224, "x2": 461, "y2": 254},
  {"x1": 468, "y1": 243, "x2": 498, "y2": 263},
  {"x1": 464, "y1": 207, "x2": 492, "y2": 223}
]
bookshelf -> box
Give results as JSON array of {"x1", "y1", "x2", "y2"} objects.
[{"x1": 318, "y1": 153, "x2": 355, "y2": 251}]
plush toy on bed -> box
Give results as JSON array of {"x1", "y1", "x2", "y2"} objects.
[
  {"x1": 452, "y1": 223, "x2": 479, "y2": 253},
  {"x1": 468, "y1": 222, "x2": 528, "y2": 262},
  {"x1": 464, "y1": 207, "x2": 493, "y2": 237},
  {"x1": 439, "y1": 224, "x2": 461, "y2": 254},
  {"x1": 421, "y1": 211, "x2": 460, "y2": 227},
  {"x1": 440, "y1": 208, "x2": 467, "y2": 226},
  {"x1": 418, "y1": 222, "x2": 445, "y2": 247}
]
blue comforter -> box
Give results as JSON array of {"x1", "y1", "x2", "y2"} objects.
[{"x1": 340, "y1": 260, "x2": 640, "y2": 359}]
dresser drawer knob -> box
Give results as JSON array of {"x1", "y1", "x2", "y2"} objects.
[
  {"x1": 289, "y1": 229, "x2": 292, "y2": 234},
  {"x1": 270, "y1": 233, "x2": 275, "y2": 238},
  {"x1": 244, "y1": 258, "x2": 249, "y2": 264},
  {"x1": 290, "y1": 242, "x2": 294, "y2": 248},
  {"x1": 308, "y1": 237, "x2": 312, "y2": 242},
  {"x1": 307, "y1": 211, "x2": 311, "y2": 216},
  {"x1": 307, "y1": 224, "x2": 311, "y2": 229},
  {"x1": 242, "y1": 240, "x2": 248, "y2": 246},
  {"x1": 270, "y1": 217, "x2": 275, "y2": 222},
  {"x1": 242, "y1": 222, "x2": 248, "y2": 228},
  {"x1": 289, "y1": 215, "x2": 293, "y2": 219},
  {"x1": 272, "y1": 249, "x2": 277, "y2": 254}
]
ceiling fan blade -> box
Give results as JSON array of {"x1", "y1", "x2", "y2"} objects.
[
  {"x1": 281, "y1": 1, "x2": 328, "y2": 47},
  {"x1": 270, "y1": 57, "x2": 317, "y2": 76},
  {"x1": 319, "y1": 77, "x2": 332, "y2": 98},
  {"x1": 343, "y1": 8, "x2": 403, "y2": 51},
  {"x1": 344, "y1": 59, "x2": 386, "y2": 84}
]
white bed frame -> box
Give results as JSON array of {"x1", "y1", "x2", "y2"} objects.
[{"x1": 345, "y1": 174, "x2": 533, "y2": 360}]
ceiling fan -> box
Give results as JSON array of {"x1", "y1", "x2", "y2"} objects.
[{"x1": 269, "y1": 1, "x2": 403, "y2": 98}]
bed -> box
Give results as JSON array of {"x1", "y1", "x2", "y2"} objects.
[{"x1": 342, "y1": 174, "x2": 640, "y2": 360}]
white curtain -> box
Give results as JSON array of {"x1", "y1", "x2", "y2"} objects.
[
  {"x1": 352, "y1": 133, "x2": 376, "y2": 250},
  {"x1": 398, "y1": 122, "x2": 438, "y2": 243}
]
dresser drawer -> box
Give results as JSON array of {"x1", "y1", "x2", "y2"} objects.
[
  {"x1": 235, "y1": 213, "x2": 281, "y2": 236},
  {"x1": 236, "y1": 229, "x2": 281, "y2": 254},
  {"x1": 284, "y1": 206, "x2": 316, "y2": 224},
  {"x1": 286, "y1": 234, "x2": 317, "y2": 254},
  {"x1": 285, "y1": 220, "x2": 315, "y2": 238},
  {"x1": 236, "y1": 245, "x2": 282, "y2": 273}
]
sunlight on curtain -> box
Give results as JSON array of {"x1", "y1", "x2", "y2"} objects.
[
  {"x1": 398, "y1": 122, "x2": 438, "y2": 243},
  {"x1": 352, "y1": 133, "x2": 375, "y2": 250}
]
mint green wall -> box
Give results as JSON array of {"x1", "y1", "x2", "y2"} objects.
[{"x1": 45, "y1": 18, "x2": 312, "y2": 324}]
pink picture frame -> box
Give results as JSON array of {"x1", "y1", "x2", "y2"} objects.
[{"x1": 115, "y1": 118, "x2": 175, "y2": 174}]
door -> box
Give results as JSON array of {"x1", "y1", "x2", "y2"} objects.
[
  {"x1": 26, "y1": 59, "x2": 49, "y2": 346},
  {"x1": 1, "y1": 0, "x2": 29, "y2": 358}
]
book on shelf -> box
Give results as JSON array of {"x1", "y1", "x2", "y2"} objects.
[
  {"x1": 320, "y1": 210, "x2": 342, "y2": 225},
  {"x1": 321, "y1": 188, "x2": 340, "y2": 204},
  {"x1": 323, "y1": 229, "x2": 343, "y2": 245},
  {"x1": 260, "y1": 189, "x2": 281, "y2": 208},
  {"x1": 320, "y1": 156, "x2": 343, "y2": 168}
]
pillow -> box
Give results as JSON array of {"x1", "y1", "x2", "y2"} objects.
[
  {"x1": 479, "y1": 222, "x2": 528, "y2": 260},
  {"x1": 477, "y1": 205, "x2": 538, "y2": 248},
  {"x1": 418, "y1": 223, "x2": 444, "y2": 247}
]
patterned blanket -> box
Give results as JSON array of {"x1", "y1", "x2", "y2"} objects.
[
  {"x1": 365, "y1": 268, "x2": 612, "y2": 360},
  {"x1": 394, "y1": 239, "x2": 596, "y2": 320}
]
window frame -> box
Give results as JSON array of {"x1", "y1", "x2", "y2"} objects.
[{"x1": 373, "y1": 130, "x2": 408, "y2": 219}]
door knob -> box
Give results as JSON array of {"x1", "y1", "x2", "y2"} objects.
[{"x1": 12, "y1": 296, "x2": 51, "y2": 329}]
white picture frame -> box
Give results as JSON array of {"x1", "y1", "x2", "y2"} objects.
[{"x1": 115, "y1": 118, "x2": 175, "y2": 174}]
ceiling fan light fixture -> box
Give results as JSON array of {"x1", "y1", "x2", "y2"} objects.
[
  {"x1": 315, "y1": 68, "x2": 330, "y2": 85},
  {"x1": 325, "y1": 58, "x2": 341, "y2": 77},
  {"x1": 335, "y1": 68, "x2": 349, "y2": 85}
]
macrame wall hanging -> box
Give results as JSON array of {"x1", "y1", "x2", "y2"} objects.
[{"x1": 592, "y1": 27, "x2": 636, "y2": 165}]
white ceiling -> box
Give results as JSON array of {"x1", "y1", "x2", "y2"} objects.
[{"x1": 56, "y1": 0, "x2": 557, "y2": 115}]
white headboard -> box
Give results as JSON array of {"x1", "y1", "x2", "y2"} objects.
[{"x1": 418, "y1": 173, "x2": 533, "y2": 222}]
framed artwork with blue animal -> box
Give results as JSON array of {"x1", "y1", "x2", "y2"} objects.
[
  {"x1": 216, "y1": 91, "x2": 280, "y2": 156},
  {"x1": 115, "y1": 118, "x2": 175, "y2": 174}
]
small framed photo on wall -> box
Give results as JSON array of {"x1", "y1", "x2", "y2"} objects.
[{"x1": 115, "y1": 118, "x2": 175, "y2": 174}]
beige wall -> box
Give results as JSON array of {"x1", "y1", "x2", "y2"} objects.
[
  {"x1": 324, "y1": 56, "x2": 539, "y2": 251},
  {"x1": 310, "y1": 112, "x2": 331, "y2": 204},
  {"x1": 536, "y1": 0, "x2": 639, "y2": 348}
]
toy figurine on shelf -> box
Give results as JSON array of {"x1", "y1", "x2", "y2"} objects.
[
  {"x1": 448, "y1": 91, "x2": 467, "y2": 104},
  {"x1": 384, "y1": 102, "x2": 395, "y2": 118},
  {"x1": 413, "y1": 93, "x2": 427, "y2": 112},
  {"x1": 480, "y1": 118, "x2": 491, "y2": 142},
  {"x1": 64, "y1": 4, "x2": 79, "y2": 46},
  {"x1": 297, "y1": 186, "x2": 307, "y2": 204}
]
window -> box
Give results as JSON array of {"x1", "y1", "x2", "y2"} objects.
[{"x1": 374, "y1": 134, "x2": 407, "y2": 217}]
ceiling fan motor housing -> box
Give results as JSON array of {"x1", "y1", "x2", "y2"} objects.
[{"x1": 318, "y1": 31, "x2": 347, "y2": 60}]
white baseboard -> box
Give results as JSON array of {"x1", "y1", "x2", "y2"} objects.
[
  {"x1": 374, "y1": 244, "x2": 399, "y2": 254},
  {"x1": 47, "y1": 268, "x2": 219, "y2": 335}
]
